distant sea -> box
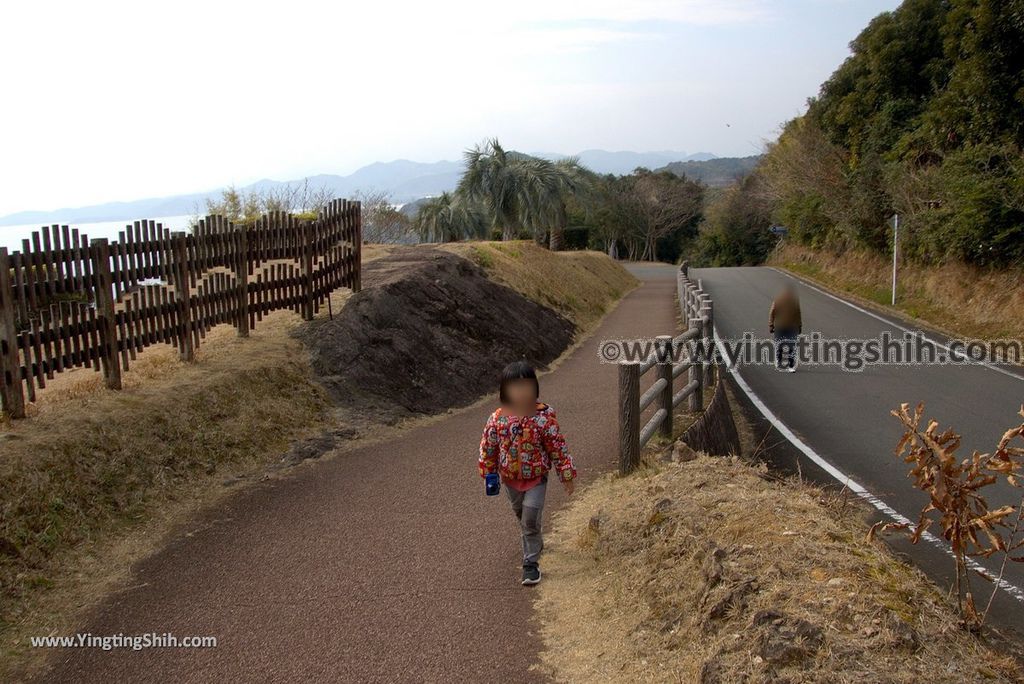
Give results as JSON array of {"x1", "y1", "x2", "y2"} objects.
[{"x1": 0, "y1": 215, "x2": 193, "y2": 254}]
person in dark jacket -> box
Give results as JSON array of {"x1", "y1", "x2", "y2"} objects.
[{"x1": 769, "y1": 284, "x2": 802, "y2": 372}]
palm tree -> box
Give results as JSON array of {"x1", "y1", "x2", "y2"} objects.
[
  {"x1": 458, "y1": 139, "x2": 593, "y2": 246},
  {"x1": 459, "y1": 139, "x2": 525, "y2": 240},
  {"x1": 539, "y1": 158, "x2": 592, "y2": 251},
  {"x1": 512, "y1": 155, "x2": 563, "y2": 242},
  {"x1": 414, "y1": 192, "x2": 487, "y2": 242}
]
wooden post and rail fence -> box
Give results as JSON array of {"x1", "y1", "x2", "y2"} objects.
[
  {"x1": 0, "y1": 199, "x2": 362, "y2": 419},
  {"x1": 618, "y1": 261, "x2": 715, "y2": 474}
]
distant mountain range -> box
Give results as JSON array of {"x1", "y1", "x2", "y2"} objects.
[
  {"x1": 658, "y1": 155, "x2": 762, "y2": 187},
  {"x1": 538, "y1": 149, "x2": 717, "y2": 176},
  {"x1": 0, "y1": 149, "x2": 720, "y2": 227}
]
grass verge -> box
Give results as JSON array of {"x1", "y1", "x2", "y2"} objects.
[
  {"x1": 0, "y1": 312, "x2": 333, "y2": 677},
  {"x1": 535, "y1": 455, "x2": 1023, "y2": 683},
  {"x1": 442, "y1": 241, "x2": 638, "y2": 333},
  {"x1": 770, "y1": 242, "x2": 1024, "y2": 341}
]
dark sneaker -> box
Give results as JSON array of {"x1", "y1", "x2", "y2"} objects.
[{"x1": 521, "y1": 565, "x2": 541, "y2": 585}]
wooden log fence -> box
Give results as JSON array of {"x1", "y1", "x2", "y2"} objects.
[
  {"x1": 0, "y1": 200, "x2": 361, "y2": 418},
  {"x1": 618, "y1": 261, "x2": 715, "y2": 474}
]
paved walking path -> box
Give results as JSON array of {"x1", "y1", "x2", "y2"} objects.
[{"x1": 41, "y1": 263, "x2": 678, "y2": 684}]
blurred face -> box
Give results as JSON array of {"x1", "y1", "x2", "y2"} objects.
[{"x1": 503, "y1": 379, "x2": 536, "y2": 410}]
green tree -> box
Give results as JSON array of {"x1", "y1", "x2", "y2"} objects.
[
  {"x1": 414, "y1": 192, "x2": 487, "y2": 243},
  {"x1": 538, "y1": 158, "x2": 593, "y2": 251},
  {"x1": 584, "y1": 174, "x2": 644, "y2": 257},
  {"x1": 698, "y1": 173, "x2": 776, "y2": 266},
  {"x1": 810, "y1": 0, "x2": 950, "y2": 160},
  {"x1": 631, "y1": 169, "x2": 704, "y2": 262},
  {"x1": 201, "y1": 181, "x2": 334, "y2": 224},
  {"x1": 750, "y1": 0, "x2": 1024, "y2": 268},
  {"x1": 459, "y1": 139, "x2": 542, "y2": 240},
  {"x1": 457, "y1": 139, "x2": 592, "y2": 246},
  {"x1": 204, "y1": 185, "x2": 261, "y2": 222},
  {"x1": 925, "y1": 0, "x2": 1024, "y2": 150}
]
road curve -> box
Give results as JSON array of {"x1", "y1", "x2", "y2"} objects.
[
  {"x1": 37, "y1": 263, "x2": 680, "y2": 683},
  {"x1": 695, "y1": 266, "x2": 1024, "y2": 636}
]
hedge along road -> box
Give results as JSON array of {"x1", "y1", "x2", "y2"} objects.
[
  {"x1": 695, "y1": 265, "x2": 1024, "y2": 638},
  {"x1": 38, "y1": 263, "x2": 680, "y2": 684}
]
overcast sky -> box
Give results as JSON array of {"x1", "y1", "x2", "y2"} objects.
[{"x1": 0, "y1": 0, "x2": 901, "y2": 216}]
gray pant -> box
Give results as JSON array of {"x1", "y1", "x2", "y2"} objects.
[{"x1": 506, "y1": 478, "x2": 547, "y2": 567}]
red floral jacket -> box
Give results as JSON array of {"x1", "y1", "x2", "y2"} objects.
[{"x1": 478, "y1": 403, "x2": 577, "y2": 483}]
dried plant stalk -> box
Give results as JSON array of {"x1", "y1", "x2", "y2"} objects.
[{"x1": 885, "y1": 403, "x2": 1024, "y2": 628}]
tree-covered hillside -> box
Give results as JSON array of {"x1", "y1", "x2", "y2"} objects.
[
  {"x1": 701, "y1": 0, "x2": 1024, "y2": 268},
  {"x1": 659, "y1": 156, "x2": 761, "y2": 188}
]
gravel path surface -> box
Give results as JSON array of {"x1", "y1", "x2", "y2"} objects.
[{"x1": 40, "y1": 263, "x2": 678, "y2": 684}]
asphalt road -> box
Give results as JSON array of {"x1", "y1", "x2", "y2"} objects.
[
  {"x1": 36, "y1": 263, "x2": 679, "y2": 683},
  {"x1": 695, "y1": 266, "x2": 1024, "y2": 635}
]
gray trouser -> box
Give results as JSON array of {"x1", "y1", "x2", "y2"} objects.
[{"x1": 506, "y1": 478, "x2": 547, "y2": 567}]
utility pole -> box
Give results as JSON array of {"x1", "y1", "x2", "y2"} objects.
[{"x1": 891, "y1": 214, "x2": 899, "y2": 306}]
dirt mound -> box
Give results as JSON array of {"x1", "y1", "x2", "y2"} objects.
[{"x1": 296, "y1": 247, "x2": 575, "y2": 419}]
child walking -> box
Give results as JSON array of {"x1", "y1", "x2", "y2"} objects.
[{"x1": 479, "y1": 361, "x2": 577, "y2": 585}]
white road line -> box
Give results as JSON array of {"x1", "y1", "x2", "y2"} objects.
[
  {"x1": 712, "y1": 326, "x2": 1024, "y2": 605},
  {"x1": 770, "y1": 267, "x2": 1024, "y2": 382}
]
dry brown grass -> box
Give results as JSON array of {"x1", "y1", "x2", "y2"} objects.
[
  {"x1": 535, "y1": 456, "x2": 1023, "y2": 684},
  {"x1": 0, "y1": 310, "x2": 332, "y2": 652},
  {"x1": 0, "y1": 248, "x2": 406, "y2": 678},
  {"x1": 441, "y1": 241, "x2": 638, "y2": 333},
  {"x1": 770, "y1": 242, "x2": 1024, "y2": 341}
]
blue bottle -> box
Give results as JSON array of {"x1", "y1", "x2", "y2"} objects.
[{"x1": 485, "y1": 472, "x2": 501, "y2": 496}]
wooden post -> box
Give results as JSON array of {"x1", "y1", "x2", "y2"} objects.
[
  {"x1": 702, "y1": 295, "x2": 714, "y2": 387},
  {"x1": 236, "y1": 226, "x2": 250, "y2": 337},
  {"x1": 688, "y1": 322, "x2": 703, "y2": 412},
  {"x1": 90, "y1": 238, "x2": 122, "y2": 389},
  {"x1": 656, "y1": 335, "x2": 673, "y2": 438},
  {"x1": 172, "y1": 232, "x2": 195, "y2": 362},
  {"x1": 353, "y1": 201, "x2": 362, "y2": 293},
  {"x1": 299, "y1": 220, "x2": 314, "y2": 321},
  {"x1": 0, "y1": 248, "x2": 26, "y2": 418},
  {"x1": 618, "y1": 362, "x2": 640, "y2": 475},
  {"x1": 677, "y1": 269, "x2": 687, "y2": 327}
]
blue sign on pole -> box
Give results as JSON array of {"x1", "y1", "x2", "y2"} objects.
[{"x1": 769, "y1": 225, "x2": 789, "y2": 236}]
